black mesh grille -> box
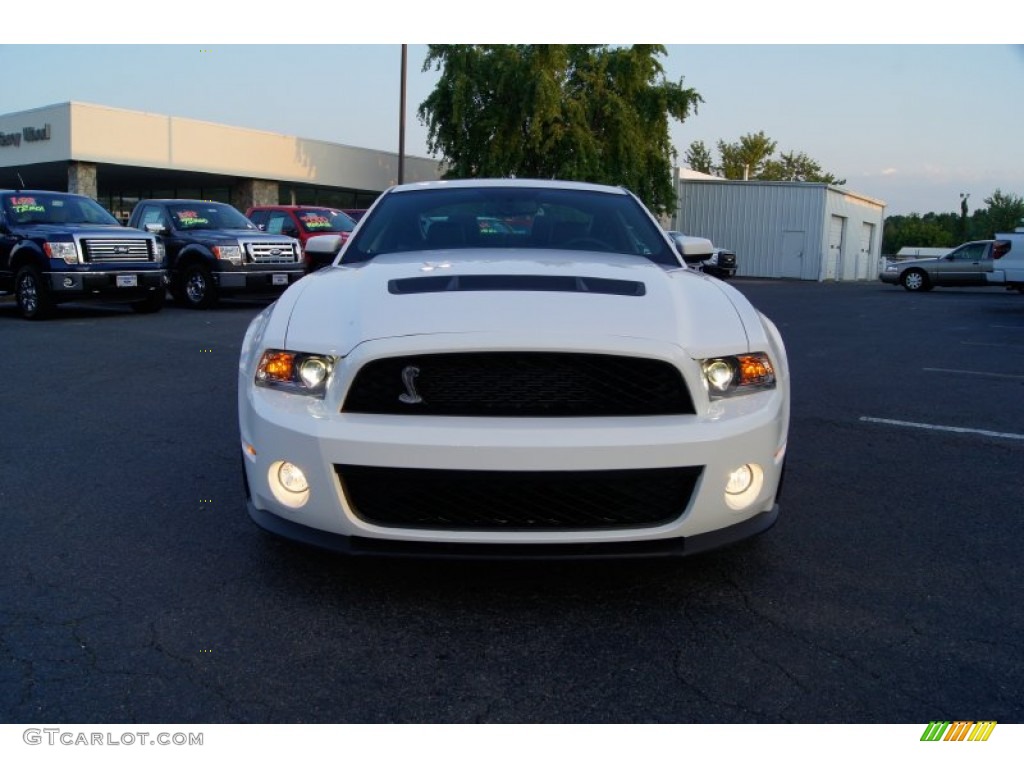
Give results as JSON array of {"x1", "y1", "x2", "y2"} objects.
[
  {"x1": 336, "y1": 465, "x2": 702, "y2": 530},
  {"x1": 342, "y1": 352, "x2": 695, "y2": 417}
]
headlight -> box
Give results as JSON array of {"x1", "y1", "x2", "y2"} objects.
[
  {"x1": 212, "y1": 244, "x2": 243, "y2": 265},
  {"x1": 255, "y1": 349, "x2": 336, "y2": 397},
  {"x1": 884, "y1": 264, "x2": 897, "y2": 272},
  {"x1": 43, "y1": 241, "x2": 79, "y2": 265},
  {"x1": 700, "y1": 352, "x2": 775, "y2": 399},
  {"x1": 153, "y1": 240, "x2": 166, "y2": 261}
]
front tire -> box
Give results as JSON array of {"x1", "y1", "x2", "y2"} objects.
[
  {"x1": 15, "y1": 265, "x2": 54, "y2": 320},
  {"x1": 901, "y1": 269, "x2": 931, "y2": 292},
  {"x1": 178, "y1": 264, "x2": 218, "y2": 309}
]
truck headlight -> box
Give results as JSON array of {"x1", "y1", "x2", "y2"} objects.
[
  {"x1": 212, "y1": 244, "x2": 243, "y2": 265},
  {"x1": 255, "y1": 349, "x2": 336, "y2": 397},
  {"x1": 700, "y1": 353, "x2": 775, "y2": 399},
  {"x1": 43, "y1": 241, "x2": 79, "y2": 265}
]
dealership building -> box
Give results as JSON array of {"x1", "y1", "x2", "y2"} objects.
[{"x1": 0, "y1": 101, "x2": 443, "y2": 221}]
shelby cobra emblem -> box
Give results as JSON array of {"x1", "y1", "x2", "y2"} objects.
[{"x1": 399, "y1": 365, "x2": 423, "y2": 404}]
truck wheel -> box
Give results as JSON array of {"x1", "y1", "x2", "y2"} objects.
[
  {"x1": 130, "y1": 291, "x2": 165, "y2": 314},
  {"x1": 901, "y1": 269, "x2": 931, "y2": 292},
  {"x1": 179, "y1": 264, "x2": 218, "y2": 309},
  {"x1": 15, "y1": 265, "x2": 54, "y2": 320}
]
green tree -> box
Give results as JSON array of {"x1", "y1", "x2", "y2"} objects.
[
  {"x1": 716, "y1": 131, "x2": 777, "y2": 180},
  {"x1": 882, "y1": 214, "x2": 957, "y2": 254},
  {"x1": 980, "y1": 189, "x2": 1024, "y2": 236},
  {"x1": 418, "y1": 44, "x2": 703, "y2": 214},
  {"x1": 684, "y1": 140, "x2": 714, "y2": 174},
  {"x1": 761, "y1": 151, "x2": 846, "y2": 184}
]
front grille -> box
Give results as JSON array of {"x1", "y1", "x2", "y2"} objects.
[
  {"x1": 81, "y1": 238, "x2": 152, "y2": 263},
  {"x1": 342, "y1": 352, "x2": 695, "y2": 417},
  {"x1": 245, "y1": 241, "x2": 299, "y2": 263},
  {"x1": 336, "y1": 464, "x2": 702, "y2": 530}
]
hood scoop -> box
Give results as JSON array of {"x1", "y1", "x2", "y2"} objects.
[{"x1": 388, "y1": 274, "x2": 646, "y2": 297}]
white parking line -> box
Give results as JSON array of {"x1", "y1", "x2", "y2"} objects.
[
  {"x1": 923, "y1": 367, "x2": 1024, "y2": 380},
  {"x1": 860, "y1": 417, "x2": 1024, "y2": 441},
  {"x1": 961, "y1": 341, "x2": 1024, "y2": 348}
]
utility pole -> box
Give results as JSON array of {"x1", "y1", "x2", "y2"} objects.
[
  {"x1": 959, "y1": 192, "x2": 970, "y2": 242},
  {"x1": 398, "y1": 44, "x2": 407, "y2": 185}
]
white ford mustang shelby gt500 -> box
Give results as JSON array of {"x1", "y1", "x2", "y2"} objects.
[{"x1": 238, "y1": 179, "x2": 789, "y2": 558}]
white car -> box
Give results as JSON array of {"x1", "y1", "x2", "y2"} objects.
[{"x1": 238, "y1": 179, "x2": 790, "y2": 558}]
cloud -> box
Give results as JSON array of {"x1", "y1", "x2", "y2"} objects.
[{"x1": 881, "y1": 168, "x2": 897, "y2": 176}]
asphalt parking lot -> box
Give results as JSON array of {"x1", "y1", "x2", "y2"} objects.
[{"x1": 1, "y1": 279, "x2": 1022, "y2": 723}]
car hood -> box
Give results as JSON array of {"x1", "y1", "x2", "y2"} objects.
[
  {"x1": 17, "y1": 223, "x2": 146, "y2": 238},
  {"x1": 893, "y1": 257, "x2": 940, "y2": 268},
  {"x1": 278, "y1": 251, "x2": 754, "y2": 359}
]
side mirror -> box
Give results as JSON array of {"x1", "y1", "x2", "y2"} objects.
[
  {"x1": 673, "y1": 235, "x2": 715, "y2": 265},
  {"x1": 305, "y1": 234, "x2": 344, "y2": 257},
  {"x1": 145, "y1": 222, "x2": 169, "y2": 236}
]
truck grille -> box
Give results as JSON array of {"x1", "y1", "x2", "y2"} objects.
[
  {"x1": 335, "y1": 465, "x2": 702, "y2": 530},
  {"x1": 81, "y1": 238, "x2": 153, "y2": 263},
  {"x1": 342, "y1": 352, "x2": 696, "y2": 417},
  {"x1": 245, "y1": 241, "x2": 298, "y2": 264}
]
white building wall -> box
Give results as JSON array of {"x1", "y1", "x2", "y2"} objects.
[
  {"x1": 675, "y1": 173, "x2": 885, "y2": 281},
  {"x1": 0, "y1": 102, "x2": 442, "y2": 191}
]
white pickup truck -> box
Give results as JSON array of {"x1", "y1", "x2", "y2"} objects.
[
  {"x1": 988, "y1": 228, "x2": 1024, "y2": 292},
  {"x1": 880, "y1": 228, "x2": 1024, "y2": 292}
]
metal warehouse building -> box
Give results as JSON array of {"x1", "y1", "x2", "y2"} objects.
[
  {"x1": 672, "y1": 170, "x2": 886, "y2": 281},
  {"x1": 0, "y1": 102, "x2": 443, "y2": 221}
]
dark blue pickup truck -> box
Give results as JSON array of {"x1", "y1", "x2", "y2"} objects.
[
  {"x1": 128, "y1": 200, "x2": 303, "y2": 309},
  {"x1": 0, "y1": 190, "x2": 166, "y2": 319}
]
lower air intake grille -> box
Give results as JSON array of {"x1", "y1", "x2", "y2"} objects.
[
  {"x1": 342, "y1": 352, "x2": 695, "y2": 417},
  {"x1": 335, "y1": 464, "x2": 702, "y2": 530}
]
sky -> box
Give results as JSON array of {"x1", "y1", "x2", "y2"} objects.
[{"x1": 2, "y1": 3, "x2": 1021, "y2": 217}]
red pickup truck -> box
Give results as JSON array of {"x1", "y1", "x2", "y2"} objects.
[{"x1": 246, "y1": 205, "x2": 357, "y2": 272}]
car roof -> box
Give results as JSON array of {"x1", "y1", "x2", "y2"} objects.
[
  {"x1": 386, "y1": 178, "x2": 632, "y2": 196},
  {"x1": 247, "y1": 205, "x2": 344, "y2": 211},
  {"x1": 139, "y1": 199, "x2": 233, "y2": 205}
]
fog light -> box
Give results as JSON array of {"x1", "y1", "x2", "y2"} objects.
[
  {"x1": 268, "y1": 460, "x2": 310, "y2": 509},
  {"x1": 724, "y1": 463, "x2": 764, "y2": 511},
  {"x1": 726, "y1": 464, "x2": 754, "y2": 495},
  {"x1": 278, "y1": 462, "x2": 308, "y2": 493}
]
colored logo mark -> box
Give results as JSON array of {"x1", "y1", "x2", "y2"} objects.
[{"x1": 920, "y1": 721, "x2": 997, "y2": 742}]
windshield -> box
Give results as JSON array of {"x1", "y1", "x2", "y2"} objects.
[
  {"x1": 296, "y1": 208, "x2": 355, "y2": 234},
  {"x1": 343, "y1": 186, "x2": 679, "y2": 267},
  {"x1": 168, "y1": 202, "x2": 256, "y2": 231},
  {"x1": 2, "y1": 193, "x2": 120, "y2": 226}
]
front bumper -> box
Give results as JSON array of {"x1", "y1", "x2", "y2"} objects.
[
  {"x1": 47, "y1": 269, "x2": 166, "y2": 298},
  {"x1": 239, "y1": 340, "x2": 788, "y2": 553},
  {"x1": 878, "y1": 269, "x2": 900, "y2": 285},
  {"x1": 216, "y1": 267, "x2": 305, "y2": 293},
  {"x1": 247, "y1": 497, "x2": 779, "y2": 559}
]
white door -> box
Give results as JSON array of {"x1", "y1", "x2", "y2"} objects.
[
  {"x1": 857, "y1": 222, "x2": 876, "y2": 280},
  {"x1": 825, "y1": 215, "x2": 845, "y2": 280},
  {"x1": 781, "y1": 230, "x2": 805, "y2": 279}
]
